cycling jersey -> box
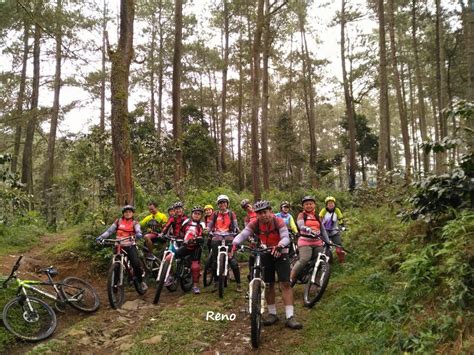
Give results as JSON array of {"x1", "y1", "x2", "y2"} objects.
[
  {"x1": 140, "y1": 211, "x2": 168, "y2": 233},
  {"x1": 275, "y1": 212, "x2": 298, "y2": 234}
]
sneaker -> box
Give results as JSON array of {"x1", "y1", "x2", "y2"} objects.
[
  {"x1": 164, "y1": 276, "x2": 174, "y2": 287},
  {"x1": 236, "y1": 284, "x2": 243, "y2": 293},
  {"x1": 192, "y1": 286, "x2": 200, "y2": 294},
  {"x1": 262, "y1": 314, "x2": 279, "y2": 326},
  {"x1": 285, "y1": 316, "x2": 303, "y2": 330},
  {"x1": 141, "y1": 282, "x2": 148, "y2": 292}
]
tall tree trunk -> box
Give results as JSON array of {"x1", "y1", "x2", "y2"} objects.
[
  {"x1": 340, "y1": 0, "x2": 357, "y2": 191},
  {"x1": 468, "y1": 1, "x2": 474, "y2": 102},
  {"x1": 412, "y1": 0, "x2": 429, "y2": 173},
  {"x1": 157, "y1": 0, "x2": 164, "y2": 139},
  {"x1": 407, "y1": 64, "x2": 419, "y2": 174},
  {"x1": 149, "y1": 12, "x2": 157, "y2": 128},
  {"x1": 376, "y1": 0, "x2": 391, "y2": 177},
  {"x1": 99, "y1": 0, "x2": 107, "y2": 163},
  {"x1": 12, "y1": 20, "x2": 29, "y2": 174},
  {"x1": 109, "y1": 0, "x2": 135, "y2": 205},
  {"x1": 435, "y1": 0, "x2": 448, "y2": 174},
  {"x1": 220, "y1": 0, "x2": 229, "y2": 172},
  {"x1": 237, "y1": 37, "x2": 244, "y2": 192},
  {"x1": 43, "y1": 0, "x2": 63, "y2": 226},
  {"x1": 388, "y1": 0, "x2": 411, "y2": 181},
  {"x1": 172, "y1": 0, "x2": 183, "y2": 195},
  {"x1": 298, "y1": 8, "x2": 318, "y2": 187},
  {"x1": 21, "y1": 0, "x2": 42, "y2": 198},
  {"x1": 261, "y1": 0, "x2": 271, "y2": 191},
  {"x1": 289, "y1": 32, "x2": 294, "y2": 123},
  {"x1": 250, "y1": 0, "x2": 264, "y2": 200}
]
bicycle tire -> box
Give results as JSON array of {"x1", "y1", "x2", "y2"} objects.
[
  {"x1": 179, "y1": 260, "x2": 193, "y2": 292},
  {"x1": 203, "y1": 255, "x2": 213, "y2": 287},
  {"x1": 107, "y1": 261, "x2": 125, "y2": 309},
  {"x1": 153, "y1": 259, "x2": 169, "y2": 304},
  {"x1": 144, "y1": 256, "x2": 160, "y2": 282},
  {"x1": 250, "y1": 280, "x2": 262, "y2": 349},
  {"x1": 60, "y1": 277, "x2": 100, "y2": 313},
  {"x1": 218, "y1": 253, "x2": 226, "y2": 298},
  {"x1": 2, "y1": 296, "x2": 57, "y2": 342},
  {"x1": 303, "y1": 259, "x2": 331, "y2": 308}
]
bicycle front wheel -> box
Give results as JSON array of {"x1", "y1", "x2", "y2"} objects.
[
  {"x1": 60, "y1": 277, "x2": 100, "y2": 313},
  {"x1": 107, "y1": 261, "x2": 125, "y2": 309},
  {"x1": 303, "y1": 259, "x2": 331, "y2": 308},
  {"x1": 2, "y1": 296, "x2": 57, "y2": 341},
  {"x1": 218, "y1": 254, "x2": 226, "y2": 298},
  {"x1": 250, "y1": 280, "x2": 262, "y2": 349},
  {"x1": 153, "y1": 259, "x2": 169, "y2": 305},
  {"x1": 179, "y1": 261, "x2": 193, "y2": 292}
]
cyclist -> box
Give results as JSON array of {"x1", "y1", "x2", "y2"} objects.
[
  {"x1": 96, "y1": 205, "x2": 147, "y2": 292},
  {"x1": 231, "y1": 200, "x2": 303, "y2": 329},
  {"x1": 319, "y1": 196, "x2": 345, "y2": 263},
  {"x1": 289, "y1": 196, "x2": 331, "y2": 286},
  {"x1": 275, "y1": 201, "x2": 298, "y2": 258},
  {"x1": 140, "y1": 201, "x2": 168, "y2": 258},
  {"x1": 207, "y1": 194, "x2": 242, "y2": 292},
  {"x1": 162, "y1": 201, "x2": 188, "y2": 238},
  {"x1": 203, "y1": 204, "x2": 214, "y2": 252},
  {"x1": 173, "y1": 206, "x2": 205, "y2": 294},
  {"x1": 241, "y1": 199, "x2": 257, "y2": 226},
  {"x1": 167, "y1": 205, "x2": 176, "y2": 219}
]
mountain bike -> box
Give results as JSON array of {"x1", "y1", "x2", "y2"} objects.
[
  {"x1": 153, "y1": 235, "x2": 192, "y2": 304},
  {"x1": 240, "y1": 245, "x2": 271, "y2": 349},
  {"x1": 100, "y1": 237, "x2": 146, "y2": 309},
  {"x1": 212, "y1": 232, "x2": 235, "y2": 298},
  {"x1": 1, "y1": 256, "x2": 100, "y2": 341}
]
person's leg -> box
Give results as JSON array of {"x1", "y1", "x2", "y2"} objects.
[
  {"x1": 126, "y1": 246, "x2": 143, "y2": 283},
  {"x1": 290, "y1": 246, "x2": 312, "y2": 283}
]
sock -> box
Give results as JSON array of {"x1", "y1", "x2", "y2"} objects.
[
  {"x1": 285, "y1": 305, "x2": 294, "y2": 319},
  {"x1": 267, "y1": 304, "x2": 277, "y2": 315}
]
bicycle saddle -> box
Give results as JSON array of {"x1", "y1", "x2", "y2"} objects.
[{"x1": 40, "y1": 267, "x2": 58, "y2": 276}]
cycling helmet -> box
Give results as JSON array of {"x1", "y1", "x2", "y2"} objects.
[
  {"x1": 241, "y1": 199, "x2": 251, "y2": 209},
  {"x1": 253, "y1": 200, "x2": 271, "y2": 212},
  {"x1": 168, "y1": 205, "x2": 175, "y2": 212},
  {"x1": 191, "y1": 206, "x2": 204, "y2": 213},
  {"x1": 217, "y1": 194, "x2": 229, "y2": 204},
  {"x1": 301, "y1": 195, "x2": 316, "y2": 205},
  {"x1": 174, "y1": 201, "x2": 184, "y2": 209},
  {"x1": 280, "y1": 201, "x2": 290, "y2": 209},
  {"x1": 204, "y1": 204, "x2": 214, "y2": 210},
  {"x1": 121, "y1": 205, "x2": 135, "y2": 213},
  {"x1": 325, "y1": 196, "x2": 336, "y2": 204}
]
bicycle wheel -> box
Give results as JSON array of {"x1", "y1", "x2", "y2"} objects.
[
  {"x1": 107, "y1": 261, "x2": 125, "y2": 309},
  {"x1": 60, "y1": 277, "x2": 100, "y2": 313},
  {"x1": 250, "y1": 280, "x2": 262, "y2": 349},
  {"x1": 144, "y1": 256, "x2": 160, "y2": 282},
  {"x1": 303, "y1": 259, "x2": 331, "y2": 308},
  {"x1": 179, "y1": 260, "x2": 193, "y2": 292},
  {"x1": 2, "y1": 296, "x2": 57, "y2": 342},
  {"x1": 218, "y1": 254, "x2": 226, "y2": 298},
  {"x1": 203, "y1": 255, "x2": 213, "y2": 287},
  {"x1": 153, "y1": 259, "x2": 169, "y2": 305}
]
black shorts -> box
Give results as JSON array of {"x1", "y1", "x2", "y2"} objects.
[{"x1": 262, "y1": 254, "x2": 290, "y2": 283}]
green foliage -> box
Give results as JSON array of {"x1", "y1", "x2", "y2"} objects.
[{"x1": 0, "y1": 211, "x2": 45, "y2": 255}]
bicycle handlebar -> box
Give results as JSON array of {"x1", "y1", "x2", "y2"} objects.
[
  {"x1": 2, "y1": 255, "x2": 23, "y2": 288},
  {"x1": 100, "y1": 236, "x2": 136, "y2": 245}
]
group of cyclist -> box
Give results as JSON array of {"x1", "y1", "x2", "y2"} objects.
[{"x1": 96, "y1": 194, "x2": 345, "y2": 330}]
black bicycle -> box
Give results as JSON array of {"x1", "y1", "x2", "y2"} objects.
[{"x1": 241, "y1": 245, "x2": 272, "y2": 349}]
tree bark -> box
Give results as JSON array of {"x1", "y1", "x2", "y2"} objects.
[
  {"x1": 412, "y1": 0, "x2": 429, "y2": 173},
  {"x1": 99, "y1": 0, "x2": 107, "y2": 163},
  {"x1": 109, "y1": 0, "x2": 135, "y2": 205},
  {"x1": 237, "y1": 35, "x2": 244, "y2": 192},
  {"x1": 21, "y1": 0, "x2": 42, "y2": 198},
  {"x1": 172, "y1": 0, "x2": 183, "y2": 195},
  {"x1": 220, "y1": 0, "x2": 229, "y2": 172},
  {"x1": 157, "y1": 0, "x2": 164, "y2": 139},
  {"x1": 340, "y1": 0, "x2": 357, "y2": 191},
  {"x1": 12, "y1": 19, "x2": 29, "y2": 174},
  {"x1": 43, "y1": 0, "x2": 63, "y2": 226},
  {"x1": 250, "y1": 0, "x2": 264, "y2": 200},
  {"x1": 149, "y1": 11, "x2": 157, "y2": 128},
  {"x1": 376, "y1": 0, "x2": 391, "y2": 177},
  {"x1": 388, "y1": 0, "x2": 411, "y2": 181},
  {"x1": 261, "y1": 0, "x2": 271, "y2": 191}
]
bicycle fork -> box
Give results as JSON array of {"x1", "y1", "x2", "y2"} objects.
[
  {"x1": 156, "y1": 250, "x2": 174, "y2": 282},
  {"x1": 248, "y1": 255, "x2": 265, "y2": 314},
  {"x1": 310, "y1": 253, "x2": 327, "y2": 284},
  {"x1": 216, "y1": 245, "x2": 229, "y2": 277}
]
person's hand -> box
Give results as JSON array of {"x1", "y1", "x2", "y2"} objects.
[
  {"x1": 271, "y1": 245, "x2": 283, "y2": 258},
  {"x1": 95, "y1": 236, "x2": 104, "y2": 244},
  {"x1": 229, "y1": 244, "x2": 237, "y2": 258}
]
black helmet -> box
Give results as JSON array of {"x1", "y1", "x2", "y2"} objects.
[
  {"x1": 240, "y1": 199, "x2": 251, "y2": 209},
  {"x1": 301, "y1": 195, "x2": 316, "y2": 205},
  {"x1": 191, "y1": 206, "x2": 204, "y2": 213},
  {"x1": 121, "y1": 205, "x2": 135, "y2": 213},
  {"x1": 280, "y1": 201, "x2": 290, "y2": 209},
  {"x1": 253, "y1": 200, "x2": 271, "y2": 212},
  {"x1": 174, "y1": 201, "x2": 184, "y2": 209}
]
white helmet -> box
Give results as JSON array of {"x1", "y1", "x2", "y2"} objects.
[{"x1": 217, "y1": 194, "x2": 230, "y2": 205}]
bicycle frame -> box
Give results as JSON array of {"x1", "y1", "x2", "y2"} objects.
[
  {"x1": 156, "y1": 238, "x2": 177, "y2": 282},
  {"x1": 310, "y1": 250, "x2": 330, "y2": 284}
]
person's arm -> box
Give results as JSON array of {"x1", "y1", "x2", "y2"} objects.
[
  {"x1": 319, "y1": 208, "x2": 326, "y2": 219},
  {"x1": 276, "y1": 219, "x2": 290, "y2": 247},
  {"x1": 134, "y1": 222, "x2": 143, "y2": 239},
  {"x1": 158, "y1": 212, "x2": 168, "y2": 225},
  {"x1": 231, "y1": 212, "x2": 239, "y2": 233},
  {"x1": 232, "y1": 223, "x2": 255, "y2": 246},
  {"x1": 319, "y1": 221, "x2": 330, "y2": 244},
  {"x1": 336, "y1": 208, "x2": 344, "y2": 224},
  {"x1": 99, "y1": 222, "x2": 117, "y2": 239},
  {"x1": 139, "y1": 215, "x2": 151, "y2": 229},
  {"x1": 161, "y1": 217, "x2": 174, "y2": 234},
  {"x1": 207, "y1": 212, "x2": 215, "y2": 231}
]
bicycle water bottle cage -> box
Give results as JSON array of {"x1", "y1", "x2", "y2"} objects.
[{"x1": 40, "y1": 267, "x2": 58, "y2": 277}]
